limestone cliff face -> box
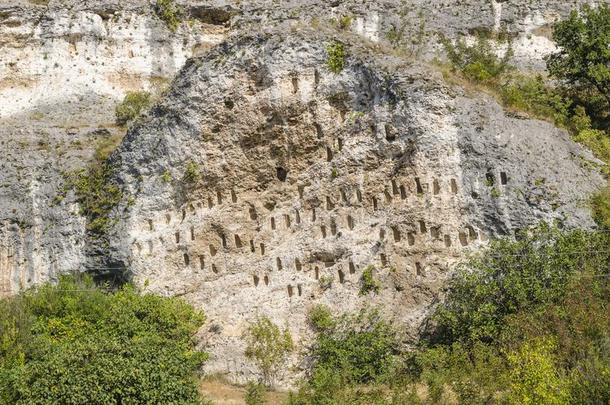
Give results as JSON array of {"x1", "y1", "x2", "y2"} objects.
[
  {"x1": 0, "y1": 0, "x2": 230, "y2": 295},
  {"x1": 0, "y1": 0, "x2": 606, "y2": 384},
  {"x1": 105, "y1": 30, "x2": 601, "y2": 383}
]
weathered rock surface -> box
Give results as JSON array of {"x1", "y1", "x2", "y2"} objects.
[
  {"x1": 0, "y1": 0, "x2": 606, "y2": 385},
  {"x1": 104, "y1": 28, "x2": 602, "y2": 383},
  {"x1": 0, "y1": 0, "x2": 230, "y2": 295}
]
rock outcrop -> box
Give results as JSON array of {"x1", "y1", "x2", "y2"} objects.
[
  {"x1": 0, "y1": 0, "x2": 606, "y2": 385},
  {"x1": 105, "y1": 28, "x2": 602, "y2": 383}
]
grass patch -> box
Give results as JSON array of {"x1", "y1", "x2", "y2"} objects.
[{"x1": 115, "y1": 91, "x2": 152, "y2": 126}]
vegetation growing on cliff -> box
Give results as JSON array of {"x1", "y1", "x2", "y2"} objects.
[
  {"x1": 115, "y1": 91, "x2": 152, "y2": 126},
  {"x1": 244, "y1": 316, "x2": 294, "y2": 386},
  {"x1": 154, "y1": 0, "x2": 182, "y2": 32},
  {"x1": 289, "y1": 226, "x2": 610, "y2": 404},
  {"x1": 442, "y1": 5, "x2": 610, "y2": 228},
  {"x1": 61, "y1": 136, "x2": 124, "y2": 236},
  {"x1": 0, "y1": 275, "x2": 208, "y2": 404},
  {"x1": 326, "y1": 41, "x2": 347, "y2": 73}
]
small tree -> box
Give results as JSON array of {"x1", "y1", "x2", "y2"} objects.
[
  {"x1": 547, "y1": 5, "x2": 610, "y2": 108},
  {"x1": 244, "y1": 316, "x2": 293, "y2": 386}
]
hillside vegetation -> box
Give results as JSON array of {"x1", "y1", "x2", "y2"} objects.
[
  {"x1": 285, "y1": 225, "x2": 610, "y2": 404},
  {"x1": 440, "y1": 5, "x2": 610, "y2": 227},
  {"x1": 0, "y1": 276, "x2": 208, "y2": 404}
]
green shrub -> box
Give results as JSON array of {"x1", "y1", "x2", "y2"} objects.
[
  {"x1": 293, "y1": 226, "x2": 610, "y2": 403},
  {"x1": 592, "y1": 187, "x2": 610, "y2": 228},
  {"x1": 58, "y1": 134, "x2": 125, "y2": 236},
  {"x1": 292, "y1": 309, "x2": 400, "y2": 404},
  {"x1": 115, "y1": 91, "x2": 152, "y2": 125},
  {"x1": 162, "y1": 169, "x2": 172, "y2": 183},
  {"x1": 318, "y1": 275, "x2": 333, "y2": 290},
  {"x1": 308, "y1": 304, "x2": 335, "y2": 332},
  {"x1": 574, "y1": 129, "x2": 610, "y2": 168},
  {"x1": 360, "y1": 265, "x2": 380, "y2": 295},
  {"x1": 431, "y1": 224, "x2": 610, "y2": 345},
  {"x1": 500, "y1": 75, "x2": 571, "y2": 127},
  {"x1": 335, "y1": 15, "x2": 352, "y2": 30},
  {"x1": 0, "y1": 275, "x2": 207, "y2": 404},
  {"x1": 66, "y1": 163, "x2": 123, "y2": 235},
  {"x1": 413, "y1": 341, "x2": 508, "y2": 404},
  {"x1": 245, "y1": 381, "x2": 267, "y2": 405},
  {"x1": 441, "y1": 34, "x2": 513, "y2": 84},
  {"x1": 154, "y1": 0, "x2": 182, "y2": 32},
  {"x1": 244, "y1": 316, "x2": 293, "y2": 386},
  {"x1": 326, "y1": 41, "x2": 347, "y2": 74},
  {"x1": 183, "y1": 160, "x2": 200, "y2": 184},
  {"x1": 506, "y1": 338, "x2": 569, "y2": 405}
]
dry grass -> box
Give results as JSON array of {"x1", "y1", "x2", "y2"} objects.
[{"x1": 199, "y1": 376, "x2": 289, "y2": 405}]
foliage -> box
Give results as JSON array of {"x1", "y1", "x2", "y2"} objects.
[
  {"x1": 115, "y1": 91, "x2": 152, "y2": 126},
  {"x1": 592, "y1": 186, "x2": 610, "y2": 229},
  {"x1": 335, "y1": 15, "x2": 352, "y2": 30},
  {"x1": 162, "y1": 169, "x2": 172, "y2": 183},
  {"x1": 154, "y1": 0, "x2": 182, "y2": 32},
  {"x1": 244, "y1": 316, "x2": 293, "y2": 386},
  {"x1": 56, "y1": 135, "x2": 125, "y2": 236},
  {"x1": 245, "y1": 381, "x2": 268, "y2": 405},
  {"x1": 574, "y1": 128, "x2": 610, "y2": 168},
  {"x1": 359, "y1": 265, "x2": 380, "y2": 295},
  {"x1": 441, "y1": 34, "x2": 512, "y2": 83},
  {"x1": 293, "y1": 309, "x2": 401, "y2": 404},
  {"x1": 506, "y1": 338, "x2": 569, "y2": 405},
  {"x1": 0, "y1": 275, "x2": 208, "y2": 404},
  {"x1": 412, "y1": 341, "x2": 508, "y2": 404},
  {"x1": 326, "y1": 41, "x2": 347, "y2": 74},
  {"x1": 307, "y1": 304, "x2": 335, "y2": 332},
  {"x1": 292, "y1": 226, "x2": 610, "y2": 403},
  {"x1": 500, "y1": 74, "x2": 572, "y2": 127},
  {"x1": 66, "y1": 163, "x2": 123, "y2": 235},
  {"x1": 183, "y1": 160, "x2": 200, "y2": 184},
  {"x1": 318, "y1": 275, "x2": 333, "y2": 290},
  {"x1": 431, "y1": 224, "x2": 610, "y2": 345},
  {"x1": 547, "y1": 5, "x2": 610, "y2": 108},
  {"x1": 415, "y1": 227, "x2": 610, "y2": 403}
]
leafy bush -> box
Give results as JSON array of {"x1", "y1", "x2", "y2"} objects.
[
  {"x1": 115, "y1": 91, "x2": 152, "y2": 125},
  {"x1": 66, "y1": 163, "x2": 122, "y2": 235},
  {"x1": 335, "y1": 15, "x2": 352, "y2": 30},
  {"x1": 293, "y1": 227, "x2": 610, "y2": 403},
  {"x1": 58, "y1": 133, "x2": 125, "y2": 236},
  {"x1": 360, "y1": 265, "x2": 380, "y2": 295},
  {"x1": 592, "y1": 186, "x2": 610, "y2": 229},
  {"x1": 506, "y1": 338, "x2": 569, "y2": 405},
  {"x1": 326, "y1": 41, "x2": 347, "y2": 74},
  {"x1": 441, "y1": 35, "x2": 512, "y2": 83},
  {"x1": 183, "y1": 160, "x2": 200, "y2": 184},
  {"x1": 0, "y1": 275, "x2": 208, "y2": 404},
  {"x1": 307, "y1": 304, "x2": 335, "y2": 332},
  {"x1": 154, "y1": 0, "x2": 182, "y2": 32},
  {"x1": 431, "y1": 224, "x2": 610, "y2": 345},
  {"x1": 500, "y1": 75, "x2": 572, "y2": 127},
  {"x1": 244, "y1": 316, "x2": 293, "y2": 386},
  {"x1": 294, "y1": 308, "x2": 400, "y2": 403}
]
